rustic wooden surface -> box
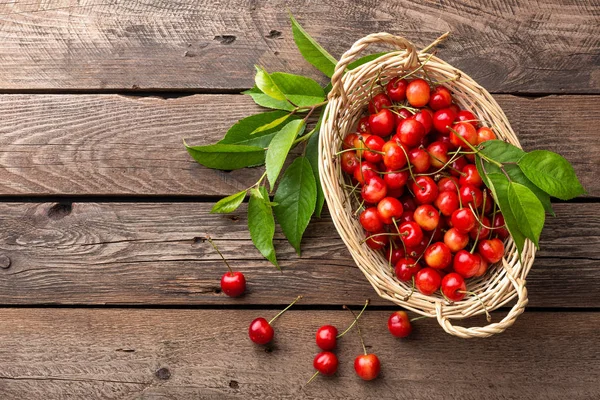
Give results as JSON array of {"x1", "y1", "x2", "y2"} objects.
[{"x1": 0, "y1": 0, "x2": 599, "y2": 399}]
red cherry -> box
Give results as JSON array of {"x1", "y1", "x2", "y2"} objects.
[
  {"x1": 369, "y1": 109, "x2": 396, "y2": 137},
  {"x1": 396, "y1": 119, "x2": 426, "y2": 148},
  {"x1": 400, "y1": 195, "x2": 417, "y2": 212},
  {"x1": 410, "y1": 176, "x2": 439, "y2": 205},
  {"x1": 453, "y1": 250, "x2": 481, "y2": 278},
  {"x1": 248, "y1": 317, "x2": 274, "y2": 345},
  {"x1": 478, "y1": 238, "x2": 505, "y2": 263},
  {"x1": 493, "y1": 213, "x2": 509, "y2": 240},
  {"x1": 363, "y1": 135, "x2": 385, "y2": 163},
  {"x1": 362, "y1": 176, "x2": 388, "y2": 204},
  {"x1": 456, "y1": 110, "x2": 479, "y2": 128},
  {"x1": 386, "y1": 77, "x2": 408, "y2": 102},
  {"x1": 387, "y1": 246, "x2": 406, "y2": 265},
  {"x1": 387, "y1": 186, "x2": 405, "y2": 198},
  {"x1": 387, "y1": 311, "x2": 412, "y2": 337},
  {"x1": 435, "y1": 190, "x2": 459, "y2": 216},
  {"x1": 437, "y1": 176, "x2": 459, "y2": 193},
  {"x1": 408, "y1": 148, "x2": 431, "y2": 173},
  {"x1": 451, "y1": 208, "x2": 477, "y2": 233},
  {"x1": 444, "y1": 227, "x2": 469, "y2": 253},
  {"x1": 424, "y1": 242, "x2": 452, "y2": 269},
  {"x1": 395, "y1": 257, "x2": 421, "y2": 281},
  {"x1": 449, "y1": 104, "x2": 460, "y2": 114},
  {"x1": 382, "y1": 141, "x2": 408, "y2": 170},
  {"x1": 450, "y1": 122, "x2": 478, "y2": 148},
  {"x1": 368, "y1": 93, "x2": 392, "y2": 114},
  {"x1": 459, "y1": 184, "x2": 483, "y2": 209},
  {"x1": 365, "y1": 231, "x2": 389, "y2": 250},
  {"x1": 473, "y1": 256, "x2": 489, "y2": 277},
  {"x1": 341, "y1": 151, "x2": 360, "y2": 174},
  {"x1": 433, "y1": 108, "x2": 457, "y2": 134},
  {"x1": 314, "y1": 351, "x2": 339, "y2": 376},
  {"x1": 360, "y1": 207, "x2": 383, "y2": 232},
  {"x1": 343, "y1": 133, "x2": 359, "y2": 150},
  {"x1": 353, "y1": 133, "x2": 371, "y2": 159},
  {"x1": 405, "y1": 237, "x2": 428, "y2": 259},
  {"x1": 384, "y1": 168, "x2": 409, "y2": 190},
  {"x1": 354, "y1": 354, "x2": 381, "y2": 381},
  {"x1": 316, "y1": 325, "x2": 338, "y2": 351},
  {"x1": 415, "y1": 267, "x2": 442, "y2": 295},
  {"x1": 459, "y1": 164, "x2": 483, "y2": 187},
  {"x1": 411, "y1": 110, "x2": 434, "y2": 134},
  {"x1": 398, "y1": 221, "x2": 424, "y2": 247},
  {"x1": 406, "y1": 79, "x2": 431, "y2": 107},
  {"x1": 469, "y1": 216, "x2": 491, "y2": 241},
  {"x1": 428, "y1": 86, "x2": 453, "y2": 110},
  {"x1": 353, "y1": 161, "x2": 379, "y2": 185},
  {"x1": 441, "y1": 272, "x2": 467, "y2": 301},
  {"x1": 357, "y1": 116, "x2": 371, "y2": 133},
  {"x1": 377, "y1": 197, "x2": 404, "y2": 224},
  {"x1": 427, "y1": 141, "x2": 449, "y2": 168},
  {"x1": 399, "y1": 210, "x2": 415, "y2": 223},
  {"x1": 413, "y1": 204, "x2": 440, "y2": 231},
  {"x1": 221, "y1": 272, "x2": 246, "y2": 298},
  {"x1": 394, "y1": 108, "x2": 412, "y2": 126},
  {"x1": 477, "y1": 127, "x2": 496, "y2": 144}
]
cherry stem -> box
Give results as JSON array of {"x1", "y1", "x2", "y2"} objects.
[
  {"x1": 414, "y1": 227, "x2": 437, "y2": 265},
  {"x1": 296, "y1": 100, "x2": 328, "y2": 111},
  {"x1": 392, "y1": 218, "x2": 407, "y2": 255},
  {"x1": 419, "y1": 148, "x2": 465, "y2": 177},
  {"x1": 252, "y1": 171, "x2": 268, "y2": 189},
  {"x1": 344, "y1": 305, "x2": 368, "y2": 355},
  {"x1": 403, "y1": 276, "x2": 416, "y2": 301},
  {"x1": 336, "y1": 147, "x2": 385, "y2": 156},
  {"x1": 470, "y1": 190, "x2": 486, "y2": 253},
  {"x1": 458, "y1": 290, "x2": 491, "y2": 322},
  {"x1": 429, "y1": 73, "x2": 461, "y2": 86},
  {"x1": 269, "y1": 296, "x2": 303, "y2": 325},
  {"x1": 489, "y1": 203, "x2": 499, "y2": 240},
  {"x1": 337, "y1": 299, "x2": 370, "y2": 338},
  {"x1": 306, "y1": 370, "x2": 320, "y2": 385},
  {"x1": 448, "y1": 127, "x2": 503, "y2": 169},
  {"x1": 205, "y1": 236, "x2": 233, "y2": 275},
  {"x1": 409, "y1": 315, "x2": 430, "y2": 322},
  {"x1": 398, "y1": 52, "x2": 435, "y2": 81},
  {"x1": 399, "y1": 144, "x2": 421, "y2": 190}
]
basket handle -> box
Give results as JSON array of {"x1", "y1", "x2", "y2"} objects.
[
  {"x1": 329, "y1": 32, "x2": 449, "y2": 104},
  {"x1": 435, "y1": 262, "x2": 529, "y2": 338}
]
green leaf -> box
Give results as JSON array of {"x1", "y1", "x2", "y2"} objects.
[
  {"x1": 219, "y1": 110, "x2": 292, "y2": 147},
  {"x1": 248, "y1": 187, "x2": 279, "y2": 268},
  {"x1": 243, "y1": 86, "x2": 295, "y2": 111},
  {"x1": 211, "y1": 190, "x2": 246, "y2": 214},
  {"x1": 251, "y1": 113, "x2": 291, "y2": 135},
  {"x1": 290, "y1": 14, "x2": 337, "y2": 77},
  {"x1": 518, "y1": 150, "x2": 585, "y2": 200},
  {"x1": 477, "y1": 142, "x2": 554, "y2": 215},
  {"x1": 305, "y1": 112, "x2": 325, "y2": 217},
  {"x1": 347, "y1": 52, "x2": 388, "y2": 70},
  {"x1": 486, "y1": 172, "x2": 527, "y2": 257},
  {"x1": 508, "y1": 182, "x2": 545, "y2": 248},
  {"x1": 185, "y1": 143, "x2": 265, "y2": 170},
  {"x1": 254, "y1": 65, "x2": 286, "y2": 101},
  {"x1": 273, "y1": 157, "x2": 317, "y2": 255},
  {"x1": 266, "y1": 119, "x2": 306, "y2": 189},
  {"x1": 270, "y1": 72, "x2": 325, "y2": 107}
]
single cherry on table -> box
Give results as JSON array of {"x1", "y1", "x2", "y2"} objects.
[
  {"x1": 206, "y1": 236, "x2": 246, "y2": 298},
  {"x1": 248, "y1": 296, "x2": 302, "y2": 345}
]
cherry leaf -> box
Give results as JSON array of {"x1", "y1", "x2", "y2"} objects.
[
  {"x1": 508, "y1": 182, "x2": 545, "y2": 248},
  {"x1": 211, "y1": 190, "x2": 246, "y2": 214},
  {"x1": 248, "y1": 187, "x2": 279, "y2": 268},
  {"x1": 266, "y1": 119, "x2": 306, "y2": 189},
  {"x1": 185, "y1": 143, "x2": 265, "y2": 170}
]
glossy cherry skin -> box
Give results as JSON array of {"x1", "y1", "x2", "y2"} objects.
[
  {"x1": 395, "y1": 257, "x2": 421, "y2": 281},
  {"x1": 365, "y1": 232, "x2": 389, "y2": 250},
  {"x1": 444, "y1": 227, "x2": 469, "y2": 253},
  {"x1": 459, "y1": 184, "x2": 483, "y2": 209},
  {"x1": 469, "y1": 216, "x2": 491, "y2": 241},
  {"x1": 459, "y1": 164, "x2": 483, "y2": 187},
  {"x1": 410, "y1": 176, "x2": 439, "y2": 205},
  {"x1": 314, "y1": 351, "x2": 339, "y2": 376},
  {"x1": 341, "y1": 151, "x2": 360, "y2": 174},
  {"x1": 450, "y1": 122, "x2": 478, "y2": 148},
  {"x1": 415, "y1": 267, "x2": 442, "y2": 295},
  {"x1": 427, "y1": 141, "x2": 450, "y2": 168},
  {"x1": 354, "y1": 354, "x2": 381, "y2": 381},
  {"x1": 478, "y1": 238, "x2": 505, "y2": 263},
  {"x1": 410, "y1": 110, "x2": 434, "y2": 134},
  {"x1": 382, "y1": 141, "x2": 408, "y2": 170},
  {"x1": 384, "y1": 168, "x2": 409, "y2": 190},
  {"x1": 435, "y1": 190, "x2": 459, "y2": 216},
  {"x1": 477, "y1": 126, "x2": 497, "y2": 144},
  {"x1": 433, "y1": 108, "x2": 457, "y2": 134},
  {"x1": 406, "y1": 79, "x2": 431, "y2": 107},
  {"x1": 450, "y1": 156, "x2": 468, "y2": 177},
  {"x1": 363, "y1": 135, "x2": 385, "y2": 163},
  {"x1": 453, "y1": 250, "x2": 481, "y2": 278},
  {"x1": 456, "y1": 110, "x2": 479, "y2": 128},
  {"x1": 360, "y1": 207, "x2": 383, "y2": 232},
  {"x1": 377, "y1": 197, "x2": 404, "y2": 225},
  {"x1": 368, "y1": 93, "x2": 392, "y2": 114},
  {"x1": 395, "y1": 108, "x2": 412, "y2": 126},
  {"x1": 249, "y1": 317, "x2": 274, "y2": 345},
  {"x1": 398, "y1": 221, "x2": 424, "y2": 247},
  {"x1": 441, "y1": 272, "x2": 467, "y2": 301},
  {"x1": 316, "y1": 325, "x2": 338, "y2": 351},
  {"x1": 396, "y1": 119, "x2": 426, "y2": 148},
  {"x1": 473, "y1": 255, "x2": 489, "y2": 277},
  {"x1": 493, "y1": 213, "x2": 510, "y2": 240},
  {"x1": 451, "y1": 208, "x2": 477, "y2": 233},
  {"x1": 343, "y1": 133, "x2": 359, "y2": 150},
  {"x1": 408, "y1": 148, "x2": 431, "y2": 173},
  {"x1": 353, "y1": 161, "x2": 378, "y2": 185},
  {"x1": 362, "y1": 176, "x2": 388, "y2": 204},
  {"x1": 386, "y1": 77, "x2": 408, "y2": 102},
  {"x1": 221, "y1": 271, "x2": 246, "y2": 297},
  {"x1": 400, "y1": 195, "x2": 417, "y2": 212},
  {"x1": 438, "y1": 176, "x2": 459, "y2": 193},
  {"x1": 353, "y1": 133, "x2": 371, "y2": 159},
  {"x1": 357, "y1": 116, "x2": 370, "y2": 133},
  {"x1": 429, "y1": 86, "x2": 453, "y2": 110},
  {"x1": 369, "y1": 109, "x2": 396, "y2": 137},
  {"x1": 388, "y1": 311, "x2": 412, "y2": 338},
  {"x1": 424, "y1": 242, "x2": 452, "y2": 269},
  {"x1": 387, "y1": 246, "x2": 406, "y2": 265},
  {"x1": 413, "y1": 205, "x2": 440, "y2": 231}
]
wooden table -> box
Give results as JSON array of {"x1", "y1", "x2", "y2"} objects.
[{"x1": 0, "y1": 1, "x2": 598, "y2": 398}]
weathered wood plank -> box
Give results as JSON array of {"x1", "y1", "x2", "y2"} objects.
[
  {"x1": 0, "y1": 94, "x2": 597, "y2": 196},
  {"x1": 0, "y1": 0, "x2": 598, "y2": 92},
  {"x1": 0, "y1": 202, "x2": 596, "y2": 307},
  {"x1": 0, "y1": 308, "x2": 598, "y2": 399}
]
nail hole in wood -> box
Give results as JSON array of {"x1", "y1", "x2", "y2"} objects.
[
  {"x1": 0, "y1": 255, "x2": 11, "y2": 269},
  {"x1": 155, "y1": 367, "x2": 171, "y2": 380},
  {"x1": 265, "y1": 30, "x2": 281, "y2": 39},
  {"x1": 214, "y1": 35, "x2": 236, "y2": 45},
  {"x1": 229, "y1": 380, "x2": 239, "y2": 389},
  {"x1": 48, "y1": 203, "x2": 72, "y2": 220}
]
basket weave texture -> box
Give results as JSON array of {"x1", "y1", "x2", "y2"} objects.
[{"x1": 319, "y1": 33, "x2": 535, "y2": 338}]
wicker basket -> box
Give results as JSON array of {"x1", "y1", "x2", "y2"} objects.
[{"x1": 318, "y1": 33, "x2": 535, "y2": 338}]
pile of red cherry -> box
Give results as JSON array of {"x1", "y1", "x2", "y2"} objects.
[{"x1": 340, "y1": 77, "x2": 508, "y2": 301}]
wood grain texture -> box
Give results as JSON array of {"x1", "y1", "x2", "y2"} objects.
[
  {"x1": 0, "y1": 0, "x2": 597, "y2": 92},
  {"x1": 0, "y1": 202, "x2": 596, "y2": 307},
  {"x1": 0, "y1": 94, "x2": 597, "y2": 196},
  {"x1": 0, "y1": 308, "x2": 598, "y2": 399}
]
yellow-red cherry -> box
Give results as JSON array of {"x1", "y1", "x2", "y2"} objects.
[
  {"x1": 415, "y1": 267, "x2": 442, "y2": 295},
  {"x1": 354, "y1": 354, "x2": 381, "y2": 381},
  {"x1": 406, "y1": 79, "x2": 431, "y2": 107}
]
